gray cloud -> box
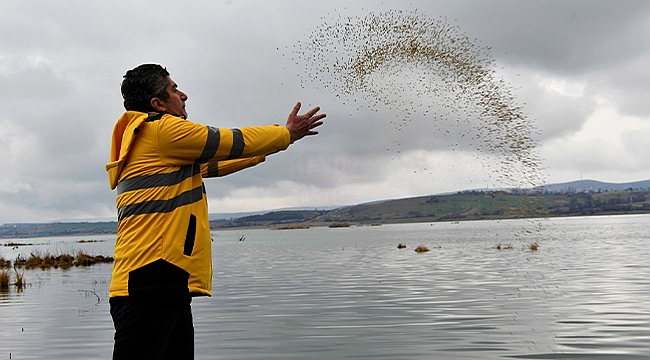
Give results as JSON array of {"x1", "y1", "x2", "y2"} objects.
[{"x1": 0, "y1": 0, "x2": 649, "y2": 223}]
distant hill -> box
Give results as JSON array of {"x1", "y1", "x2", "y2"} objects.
[
  {"x1": 543, "y1": 179, "x2": 650, "y2": 193},
  {"x1": 2, "y1": 180, "x2": 649, "y2": 238},
  {"x1": 208, "y1": 205, "x2": 341, "y2": 221},
  {"x1": 211, "y1": 187, "x2": 650, "y2": 229},
  {"x1": 208, "y1": 179, "x2": 650, "y2": 222},
  {"x1": 0, "y1": 221, "x2": 117, "y2": 239}
]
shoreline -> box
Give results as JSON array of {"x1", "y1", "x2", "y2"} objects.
[{"x1": 3, "y1": 211, "x2": 647, "y2": 240}]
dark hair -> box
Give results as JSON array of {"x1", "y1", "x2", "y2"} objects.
[{"x1": 121, "y1": 64, "x2": 170, "y2": 112}]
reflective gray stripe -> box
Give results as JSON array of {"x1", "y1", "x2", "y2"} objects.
[
  {"x1": 226, "y1": 128, "x2": 244, "y2": 160},
  {"x1": 196, "y1": 126, "x2": 220, "y2": 163},
  {"x1": 117, "y1": 185, "x2": 204, "y2": 221},
  {"x1": 116, "y1": 164, "x2": 199, "y2": 195},
  {"x1": 206, "y1": 163, "x2": 219, "y2": 178}
]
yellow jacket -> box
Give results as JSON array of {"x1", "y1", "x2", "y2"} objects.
[{"x1": 106, "y1": 111, "x2": 290, "y2": 297}]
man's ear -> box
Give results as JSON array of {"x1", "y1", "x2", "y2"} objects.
[{"x1": 150, "y1": 97, "x2": 167, "y2": 112}]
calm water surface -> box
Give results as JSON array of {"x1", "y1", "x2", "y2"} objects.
[{"x1": 1, "y1": 215, "x2": 648, "y2": 359}]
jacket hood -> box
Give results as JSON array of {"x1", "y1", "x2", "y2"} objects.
[{"x1": 106, "y1": 111, "x2": 149, "y2": 190}]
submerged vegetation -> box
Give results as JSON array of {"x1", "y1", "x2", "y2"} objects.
[
  {"x1": 414, "y1": 245, "x2": 430, "y2": 253},
  {"x1": 1, "y1": 251, "x2": 113, "y2": 272},
  {"x1": 328, "y1": 222, "x2": 351, "y2": 228},
  {"x1": 275, "y1": 225, "x2": 310, "y2": 230},
  {"x1": 496, "y1": 243, "x2": 514, "y2": 250},
  {"x1": 1, "y1": 251, "x2": 112, "y2": 293},
  {"x1": 0, "y1": 270, "x2": 9, "y2": 290},
  {"x1": 1, "y1": 268, "x2": 26, "y2": 291},
  {"x1": 13, "y1": 251, "x2": 114, "y2": 270}
]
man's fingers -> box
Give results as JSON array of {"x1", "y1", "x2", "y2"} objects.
[
  {"x1": 309, "y1": 120, "x2": 324, "y2": 129},
  {"x1": 291, "y1": 102, "x2": 302, "y2": 116},
  {"x1": 310, "y1": 113, "x2": 326, "y2": 123},
  {"x1": 303, "y1": 106, "x2": 321, "y2": 118}
]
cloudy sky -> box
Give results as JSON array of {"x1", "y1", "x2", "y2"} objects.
[{"x1": 1, "y1": 0, "x2": 649, "y2": 224}]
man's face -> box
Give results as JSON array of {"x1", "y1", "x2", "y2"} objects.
[{"x1": 158, "y1": 76, "x2": 188, "y2": 119}]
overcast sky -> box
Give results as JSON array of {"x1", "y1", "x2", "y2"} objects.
[{"x1": 1, "y1": 0, "x2": 649, "y2": 224}]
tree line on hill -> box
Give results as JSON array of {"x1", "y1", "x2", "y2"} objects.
[{"x1": 210, "y1": 189, "x2": 650, "y2": 229}]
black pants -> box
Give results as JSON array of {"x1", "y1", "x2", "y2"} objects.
[{"x1": 110, "y1": 295, "x2": 194, "y2": 360}]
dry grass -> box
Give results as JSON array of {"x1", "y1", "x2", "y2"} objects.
[
  {"x1": 276, "y1": 225, "x2": 310, "y2": 230},
  {"x1": 0, "y1": 256, "x2": 11, "y2": 269},
  {"x1": 1, "y1": 250, "x2": 111, "y2": 292},
  {"x1": 496, "y1": 243, "x2": 514, "y2": 250},
  {"x1": 0, "y1": 270, "x2": 9, "y2": 290},
  {"x1": 3, "y1": 242, "x2": 33, "y2": 247},
  {"x1": 14, "y1": 271, "x2": 25, "y2": 289},
  {"x1": 328, "y1": 222, "x2": 350, "y2": 228},
  {"x1": 73, "y1": 251, "x2": 113, "y2": 267},
  {"x1": 14, "y1": 251, "x2": 113, "y2": 270},
  {"x1": 0, "y1": 269, "x2": 26, "y2": 291},
  {"x1": 414, "y1": 245, "x2": 430, "y2": 253}
]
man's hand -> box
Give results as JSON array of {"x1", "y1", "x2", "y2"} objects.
[{"x1": 286, "y1": 102, "x2": 325, "y2": 144}]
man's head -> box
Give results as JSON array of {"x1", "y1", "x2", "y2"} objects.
[{"x1": 121, "y1": 64, "x2": 188, "y2": 118}]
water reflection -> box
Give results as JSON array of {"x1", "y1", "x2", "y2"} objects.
[{"x1": 0, "y1": 215, "x2": 648, "y2": 359}]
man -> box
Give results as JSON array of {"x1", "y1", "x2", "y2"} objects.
[{"x1": 106, "y1": 63, "x2": 325, "y2": 359}]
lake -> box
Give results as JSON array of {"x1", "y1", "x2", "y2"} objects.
[{"x1": 1, "y1": 215, "x2": 648, "y2": 359}]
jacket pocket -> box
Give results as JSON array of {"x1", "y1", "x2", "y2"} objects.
[{"x1": 184, "y1": 214, "x2": 196, "y2": 256}]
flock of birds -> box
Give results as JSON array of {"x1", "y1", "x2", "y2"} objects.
[{"x1": 288, "y1": 9, "x2": 547, "y2": 221}]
